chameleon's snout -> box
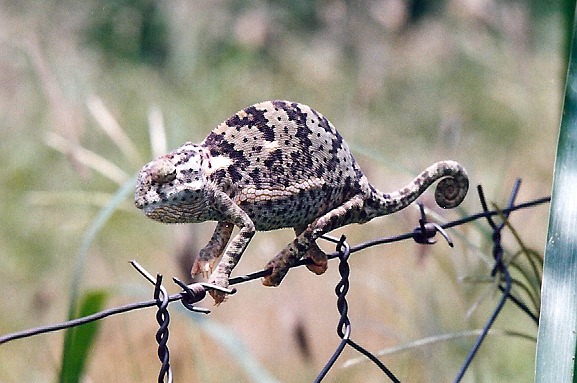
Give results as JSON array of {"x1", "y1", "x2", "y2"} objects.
[{"x1": 134, "y1": 154, "x2": 212, "y2": 224}]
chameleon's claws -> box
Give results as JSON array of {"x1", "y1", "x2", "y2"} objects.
[
  {"x1": 203, "y1": 263, "x2": 211, "y2": 277},
  {"x1": 206, "y1": 273, "x2": 235, "y2": 305},
  {"x1": 262, "y1": 265, "x2": 285, "y2": 287},
  {"x1": 202, "y1": 283, "x2": 236, "y2": 306},
  {"x1": 304, "y1": 245, "x2": 328, "y2": 275},
  {"x1": 191, "y1": 257, "x2": 217, "y2": 279}
]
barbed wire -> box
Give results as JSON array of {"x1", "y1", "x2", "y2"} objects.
[{"x1": 0, "y1": 181, "x2": 550, "y2": 382}]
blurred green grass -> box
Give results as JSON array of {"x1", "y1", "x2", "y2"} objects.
[
  {"x1": 0, "y1": 1, "x2": 562, "y2": 382},
  {"x1": 535, "y1": 4, "x2": 577, "y2": 379}
]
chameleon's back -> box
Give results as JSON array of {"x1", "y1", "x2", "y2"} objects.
[{"x1": 201, "y1": 100, "x2": 366, "y2": 231}]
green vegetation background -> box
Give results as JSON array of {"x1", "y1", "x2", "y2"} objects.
[{"x1": 0, "y1": 1, "x2": 564, "y2": 382}]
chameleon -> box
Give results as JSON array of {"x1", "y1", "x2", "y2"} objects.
[{"x1": 134, "y1": 100, "x2": 469, "y2": 304}]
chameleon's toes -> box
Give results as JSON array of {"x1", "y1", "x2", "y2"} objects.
[
  {"x1": 190, "y1": 258, "x2": 203, "y2": 276},
  {"x1": 262, "y1": 264, "x2": 288, "y2": 287},
  {"x1": 305, "y1": 260, "x2": 328, "y2": 275},
  {"x1": 207, "y1": 272, "x2": 230, "y2": 305},
  {"x1": 209, "y1": 290, "x2": 227, "y2": 305},
  {"x1": 191, "y1": 257, "x2": 214, "y2": 279},
  {"x1": 262, "y1": 274, "x2": 280, "y2": 287},
  {"x1": 304, "y1": 245, "x2": 328, "y2": 275}
]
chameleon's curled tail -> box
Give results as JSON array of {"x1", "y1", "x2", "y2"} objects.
[
  {"x1": 429, "y1": 160, "x2": 469, "y2": 209},
  {"x1": 366, "y1": 160, "x2": 468, "y2": 219}
]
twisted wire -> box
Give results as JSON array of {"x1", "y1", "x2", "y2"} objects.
[
  {"x1": 453, "y1": 181, "x2": 520, "y2": 383},
  {"x1": 315, "y1": 236, "x2": 400, "y2": 383},
  {"x1": 153, "y1": 274, "x2": 172, "y2": 383}
]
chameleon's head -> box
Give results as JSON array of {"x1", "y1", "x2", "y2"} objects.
[{"x1": 134, "y1": 143, "x2": 212, "y2": 223}]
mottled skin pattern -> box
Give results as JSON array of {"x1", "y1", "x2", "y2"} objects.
[{"x1": 135, "y1": 100, "x2": 469, "y2": 304}]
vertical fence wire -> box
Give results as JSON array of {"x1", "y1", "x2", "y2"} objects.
[
  {"x1": 314, "y1": 235, "x2": 401, "y2": 383},
  {"x1": 153, "y1": 274, "x2": 172, "y2": 383}
]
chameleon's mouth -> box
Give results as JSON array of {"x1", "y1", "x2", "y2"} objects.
[
  {"x1": 140, "y1": 202, "x2": 211, "y2": 224},
  {"x1": 143, "y1": 205, "x2": 186, "y2": 223},
  {"x1": 140, "y1": 205, "x2": 186, "y2": 223}
]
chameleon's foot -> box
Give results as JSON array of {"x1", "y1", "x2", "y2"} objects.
[
  {"x1": 191, "y1": 259, "x2": 210, "y2": 278},
  {"x1": 262, "y1": 260, "x2": 291, "y2": 287},
  {"x1": 191, "y1": 252, "x2": 218, "y2": 279},
  {"x1": 304, "y1": 244, "x2": 328, "y2": 275},
  {"x1": 262, "y1": 245, "x2": 296, "y2": 286},
  {"x1": 262, "y1": 267, "x2": 286, "y2": 287},
  {"x1": 207, "y1": 272, "x2": 230, "y2": 305},
  {"x1": 209, "y1": 290, "x2": 227, "y2": 305}
]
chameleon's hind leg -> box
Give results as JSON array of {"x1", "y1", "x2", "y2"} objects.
[
  {"x1": 263, "y1": 194, "x2": 365, "y2": 287},
  {"x1": 294, "y1": 226, "x2": 328, "y2": 275}
]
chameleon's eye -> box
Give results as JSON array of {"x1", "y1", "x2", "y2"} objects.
[{"x1": 150, "y1": 159, "x2": 177, "y2": 184}]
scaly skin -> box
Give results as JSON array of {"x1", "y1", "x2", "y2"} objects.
[{"x1": 135, "y1": 100, "x2": 469, "y2": 304}]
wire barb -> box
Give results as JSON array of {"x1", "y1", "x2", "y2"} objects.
[
  {"x1": 200, "y1": 282, "x2": 237, "y2": 296},
  {"x1": 172, "y1": 277, "x2": 210, "y2": 313},
  {"x1": 412, "y1": 202, "x2": 454, "y2": 247}
]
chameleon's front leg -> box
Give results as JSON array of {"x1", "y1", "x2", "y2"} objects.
[
  {"x1": 206, "y1": 191, "x2": 255, "y2": 304},
  {"x1": 191, "y1": 221, "x2": 234, "y2": 278},
  {"x1": 263, "y1": 194, "x2": 365, "y2": 287}
]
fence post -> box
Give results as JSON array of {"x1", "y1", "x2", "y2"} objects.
[{"x1": 535, "y1": 4, "x2": 577, "y2": 381}]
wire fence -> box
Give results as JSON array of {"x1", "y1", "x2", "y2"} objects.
[{"x1": 0, "y1": 180, "x2": 550, "y2": 382}]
